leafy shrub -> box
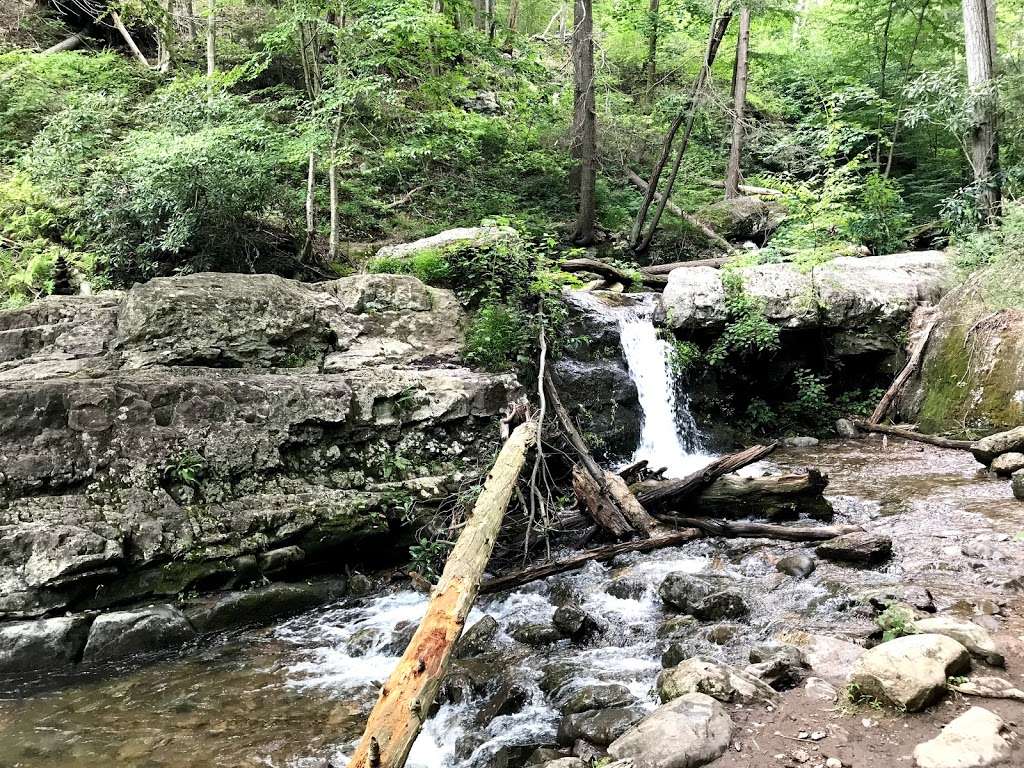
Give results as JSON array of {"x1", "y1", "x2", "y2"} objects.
[
  {"x1": 707, "y1": 270, "x2": 781, "y2": 365},
  {"x1": 952, "y1": 201, "x2": 1024, "y2": 310},
  {"x1": 850, "y1": 173, "x2": 911, "y2": 254},
  {"x1": 668, "y1": 340, "x2": 700, "y2": 375},
  {"x1": 368, "y1": 248, "x2": 453, "y2": 284},
  {"x1": 781, "y1": 369, "x2": 832, "y2": 432},
  {"x1": 464, "y1": 302, "x2": 535, "y2": 371}
]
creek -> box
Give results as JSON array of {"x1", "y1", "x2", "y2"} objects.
[{"x1": 0, "y1": 304, "x2": 1020, "y2": 768}]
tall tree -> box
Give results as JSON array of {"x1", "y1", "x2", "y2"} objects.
[
  {"x1": 643, "y1": 0, "x2": 660, "y2": 106},
  {"x1": 206, "y1": 0, "x2": 216, "y2": 76},
  {"x1": 725, "y1": 6, "x2": 751, "y2": 198},
  {"x1": 962, "y1": 0, "x2": 1000, "y2": 221},
  {"x1": 571, "y1": 0, "x2": 597, "y2": 244}
]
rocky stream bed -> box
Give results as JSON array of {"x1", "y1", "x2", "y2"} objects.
[{"x1": 1, "y1": 438, "x2": 1020, "y2": 768}]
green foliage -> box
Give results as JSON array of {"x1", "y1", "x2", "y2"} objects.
[
  {"x1": 781, "y1": 369, "x2": 832, "y2": 434},
  {"x1": 668, "y1": 339, "x2": 700, "y2": 376},
  {"x1": 165, "y1": 451, "x2": 207, "y2": 488},
  {"x1": 850, "y1": 173, "x2": 911, "y2": 254},
  {"x1": 953, "y1": 201, "x2": 1024, "y2": 310},
  {"x1": 876, "y1": 604, "x2": 918, "y2": 642},
  {"x1": 408, "y1": 535, "x2": 452, "y2": 580},
  {"x1": 707, "y1": 270, "x2": 780, "y2": 366},
  {"x1": 368, "y1": 248, "x2": 453, "y2": 284},
  {"x1": 464, "y1": 301, "x2": 535, "y2": 371}
]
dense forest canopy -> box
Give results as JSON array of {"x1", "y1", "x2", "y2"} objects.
[{"x1": 0, "y1": 0, "x2": 1021, "y2": 308}]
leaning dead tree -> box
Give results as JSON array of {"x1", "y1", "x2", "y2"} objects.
[
  {"x1": 868, "y1": 307, "x2": 938, "y2": 424},
  {"x1": 625, "y1": 169, "x2": 733, "y2": 252},
  {"x1": 635, "y1": 442, "x2": 776, "y2": 510},
  {"x1": 347, "y1": 421, "x2": 537, "y2": 768},
  {"x1": 852, "y1": 420, "x2": 974, "y2": 450}
]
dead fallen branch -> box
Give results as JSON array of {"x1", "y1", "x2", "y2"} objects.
[
  {"x1": 618, "y1": 459, "x2": 648, "y2": 484},
  {"x1": 480, "y1": 528, "x2": 701, "y2": 593},
  {"x1": 544, "y1": 370, "x2": 660, "y2": 537},
  {"x1": 626, "y1": 169, "x2": 733, "y2": 252},
  {"x1": 560, "y1": 257, "x2": 668, "y2": 289},
  {"x1": 700, "y1": 178, "x2": 783, "y2": 196},
  {"x1": 689, "y1": 470, "x2": 833, "y2": 521},
  {"x1": 868, "y1": 308, "x2": 939, "y2": 424},
  {"x1": 641, "y1": 258, "x2": 729, "y2": 275},
  {"x1": 657, "y1": 517, "x2": 861, "y2": 542},
  {"x1": 852, "y1": 420, "x2": 974, "y2": 450},
  {"x1": 635, "y1": 443, "x2": 777, "y2": 511},
  {"x1": 347, "y1": 421, "x2": 537, "y2": 768}
]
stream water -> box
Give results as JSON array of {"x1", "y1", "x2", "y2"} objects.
[{"x1": 1, "y1": 300, "x2": 1022, "y2": 768}]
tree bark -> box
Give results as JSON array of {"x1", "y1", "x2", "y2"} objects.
[
  {"x1": 630, "y1": 4, "x2": 732, "y2": 253},
  {"x1": 868, "y1": 308, "x2": 938, "y2": 424},
  {"x1": 643, "y1": 0, "x2": 660, "y2": 105},
  {"x1": 641, "y1": 257, "x2": 728, "y2": 274},
  {"x1": 883, "y1": 0, "x2": 931, "y2": 177},
  {"x1": 725, "y1": 7, "x2": 750, "y2": 199},
  {"x1": 329, "y1": 115, "x2": 343, "y2": 261},
  {"x1": 658, "y1": 517, "x2": 861, "y2": 542},
  {"x1": 626, "y1": 169, "x2": 733, "y2": 252},
  {"x1": 111, "y1": 11, "x2": 152, "y2": 67},
  {"x1": 852, "y1": 420, "x2": 975, "y2": 450},
  {"x1": 44, "y1": 32, "x2": 86, "y2": 54},
  {"x1": 205, "y1": 0, "x2": 216, "y2": 76},
  {"x1": 962, "y1": 0, "x2": 1000, "y2": 221},
  {"x1": 560, "y1": 257, "x2": 668, "y2": 288},
  {"x1": 572, "y1": 466, "x2": 633, "y2": 537},
  {"x1": 299, "y1": 151, "x2": 317, "y2": 263},
  {"x1": 634, "y1": 443, "x2": 776, "y2": 510},
  {"x1": 347, "y1": 421, "x2": 537, "y2": 768},
  {"x1": 156, "y1": 0, "x2": 174, "y2": 73},
  {"x1": 480, "y1": 528, "x2": 701, "y2": 593},
  {"x1": 571, "y1": 0, "x2": 597, "y2": 244}
]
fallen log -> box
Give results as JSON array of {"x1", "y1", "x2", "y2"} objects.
[
  {"x1": 626, "y1": 169, "x2": 734, "y2": 252},
  {"x1": 635, "y1": 443, "x2": 777, "y2": 511},
  {"x1": 480, "y1": 528, "x2": 702, "y2": 593},
  {"x1": 852, "y1": 420, "x2": 974, "y2": 451},
  {"x1": 544, "y1": 370, "x2": 660, "y2": 537},
  {"x1": 868, "y1": 307, "x2": 938, "y2": 424},
  {"x1": 700, "y1": 178, "x2": 783, "y2": 196},
  {"x1": 641, "y1": 258, "x2": 729, "y2": 275},
  {"x1": 657, "y1": 517, "x2": 861, "y2": 542},
  {"x1": 560, "y1": 257, "x2": 668, "y2": 289},
  {"x1": 572, "y1": 466, "x2": 632, "y2": 538},
  {"x1": 690, "y1": 470, "x2": 833, "y2": 521},
  {"x1": 618, "y1": 459, "x2": 648, "y2": 484},
  {"x1": 347, "y1": 421, "x2": 537, "y2": 768}
]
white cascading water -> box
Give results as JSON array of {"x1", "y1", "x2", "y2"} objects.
[{"x1": 618, "y1": 304, "x2": 712, "y2": 477}]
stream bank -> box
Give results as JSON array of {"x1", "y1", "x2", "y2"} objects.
[{"x1": 1, "y1": 438, "x2": 1020, "y2": 768}]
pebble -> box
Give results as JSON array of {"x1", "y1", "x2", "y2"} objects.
[
  {"x1": 792, "y1": 748, "x2": 811, "y2": 763},
  {"x1": 826, "y1": 759, "x2": 843, "y2": 768}
]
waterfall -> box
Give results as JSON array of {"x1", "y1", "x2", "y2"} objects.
[{"x1": 569, "y1": 291, "x2": 713, "y2": 478}]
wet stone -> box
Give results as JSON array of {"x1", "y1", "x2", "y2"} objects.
[
  {"x1": 572, "y1": 739, "x2": 606, "y2": 764},
  {"x1": 82, "y1": 605, "x2": 195, "y2": 663},
  {"x1": 510, "y1": 621, "x2": 564, "y2": 647},
  {"x1": 0, "y1": 615, "x2": 93, "y2": 673},
  {"x1": 606, "y1": 577, "x2": 648, "y2": 600},
  {"x1": 659, "y1": 573, "x2": 715, "y2": 613},
  {"x1": 662, "y1": 641, "x2": 695, "y2": 669},
  {"x1": 384, "y1": 620, "x2": 417, "y2": 655},
  {"x1": 557, "y1": 706, "x2": 647, "y2": 747},
  {"x1": 345, "y1": 627, "x2": 383, "y2": 657},
  {"x1": 474, "y1": 681, "x2": 531, "y2": 727},
  {"x1": 705, "y1": 623, "x2": 742, "y2": 645},
  {"x1": 747, "y1": 644, "x2": 808, "y2": 689},
  {"x1": 816, "y1": 531, "x2": 893, "y2": 565},
  {"x1": 657, "y1": 615, "x2": 699, "y2": 639},
  {"x1": 777, "y1": 554, "x2": 816, "y2": 579},
  {"x1": 553, "y1": 605, "x2": 600, "y2": 640},
  {"x1": 560, "y1": 683, "x2": 637, "y2": 715},
  {"x1": 693, "y1": 590, "x2": 749, "y2": 621},
  {"x1": 456, "y1": 615, "x2": 500, "y2": 658}
]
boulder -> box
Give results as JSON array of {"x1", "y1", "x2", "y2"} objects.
[
  {"x1": 82, "y1": 604, "x2": 195, "y2": 663},
  {"x1": 662, "y1": 641, "x2": 695, "y2": 669},
  {"x1": 607, "y1": 692, "x2": 733, "y2": 768},
  {"x1": 374, "y1": 226, "x2": 519, "y2": 262},
  {"x1": 455, "y1": 615, "x2": 500, "y2": 658},
  {"x1": 541, "y1": 760, "x2": 585, "y2": 768},
  {"x1": 657, "y1": 615, "x2": 699, "y2": 639},
  {"x1": 560, "y1": 683, "x2": 637, "y2": 715},
  {"x1": 848, "y1": 633, "x2": 971, "y2": 711},
  {"x1": 607, "y1": 576, "x2": 649, "y2": 600},
  {"x1": 657, "y1": 658, "x2": 776, "y2": 704},
  {"x1": 990, "y1": 452, "x2": 1024, "y2": 476},
  {"x1": 557, "y1": 706, "x2": 647, "y2": 747},
  {"x1": 775, "y1": 631, "x2": 865, "y2": 685},
  {"x1": 816, "y1": 531, "x2": 892, "y2": 565},
  {"x1": 911, "y1": 616, "x2": 1004, "y2": 666},
  {"x1": 552, "y1": 605, "x2": 600, "y2": 640},
  {"x1": 1014, "y1": 470, "x2": 1024, "y2": 501},
  {"x1": 0, "y1": 615, "x2": 92, "y2": 673},
  {"x1": 659, "y1": 573, "x2": 714, "y2": 613},
  {"x1": 803, "y1": 677, "x2": 838, "y2": 702},
  {"x1": 747, "y1": 644, "x2": 808, "y2": 690},
  {"x1": 551, "y1": 358, "x2": 641, "y2": 461},
  {"x1": 900, "y1": 289, "x2": 1024, "y2": 433},
  {"x1": 972, "y1": 426, "x2": 1024, "y2": 466},
  {"x1": 692, "y1": 590, "x2": 748, "y2": 621},
  {"x1": 185, "y1": 580, "x2": 345, "y2": 634},
  {"x1": 705, "y1": 623, "x2": 741, "y2": 645},
  {"x1": 510, "y1": 621, "x2": 565, "y2": 647},
  {"x1": 346, "y1": 627, "x2": 384, "y2": 657},
  {"x1": 663, "y1": 252, "x2": 948, "y2": 333},
  {"x1": 776, "y1": 554, "x2": 816, "y2": 579},
  {"x1": 783, "y1": 436, "x2": 819, "y2": 448},
  {"x1": 474, "y1": 681, "x2": 531, "y2": 726},
  {"x1": 0, "y1": 272, "x2": 518, "y2": 623},
  {"x1": 913, "y1": 707, "x2": 1011, "y2": 768},
  {"x1": 835, "y1": 418, "x2": 859, "y2": 438},
  {"x1": 700, "y1": 196, "x2": 785, "y2": 243}
]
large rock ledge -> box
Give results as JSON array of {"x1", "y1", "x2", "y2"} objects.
[
  {"x1": 0, "y1": 273, "x2": 518, "y2": 654},
  {"x1": 662, "y1": 252, "x2": 949, "y2": 333}
]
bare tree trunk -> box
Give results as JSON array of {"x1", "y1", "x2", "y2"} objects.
[
  {"x1": 183, "y1": 0, "x2": 197, "y2": 41},
  {"x1": 852, "y1": 420, "x2": 975, "y2": 450},
  {"x1": 874, "y1": 0, "x2": 896, "y2": 165},
  {"x1": 628, "y1": 3, "x2": 732, "y2": 253},
  {"x1": 643, "y1": 0, "x2": 660, "y2": 105},
  {"x1": 507, "y1": 0, "x2": 519, "y2": 36},
  {"x1": 205, "y1": 0, "x2": 216, "y2": 76},
  {"x1": 111, "y1": 11, "x2": 152, "y2": 67},
  {"x1": 725, "y1": 7, "x2": 750, "y2": 199},
  {"x1": 347, "y1": 421, "x2": 537, "y2": 768},
  {"x1": 635, "y1": 443, "x2": 776, "y2": 510},
  {"x1": 329, "y1": 115, "x2": 343, "y2": 261},
  {"x1": 627, "y1": 169, "x2": 732, "y2": 249},
  {"x1": 559, "y1": 0, "x2": 567, "y2": 40},
  {"x1": 299, "y1": 152, "x2": 316, "y2": 263},
  {"x1": 868, "y1": 307, "x2": 939, "y2": 424},
  {"x1": 571, "y1": 0, "x2": 597, "y2": 244},
  {"x1": 884, "y1": 0, "x2": 931, "y2": 177},
  {"x1": 157, "y1": 0, "x2": 174, "y2": 73},
  {"x1": 962, "y1": 0, "x2": 1001, "y2": 222}
]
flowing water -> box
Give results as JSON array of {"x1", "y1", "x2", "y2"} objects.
[{"x1": 2, "y1": 294, "x2": 1022, "y2": 768}]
